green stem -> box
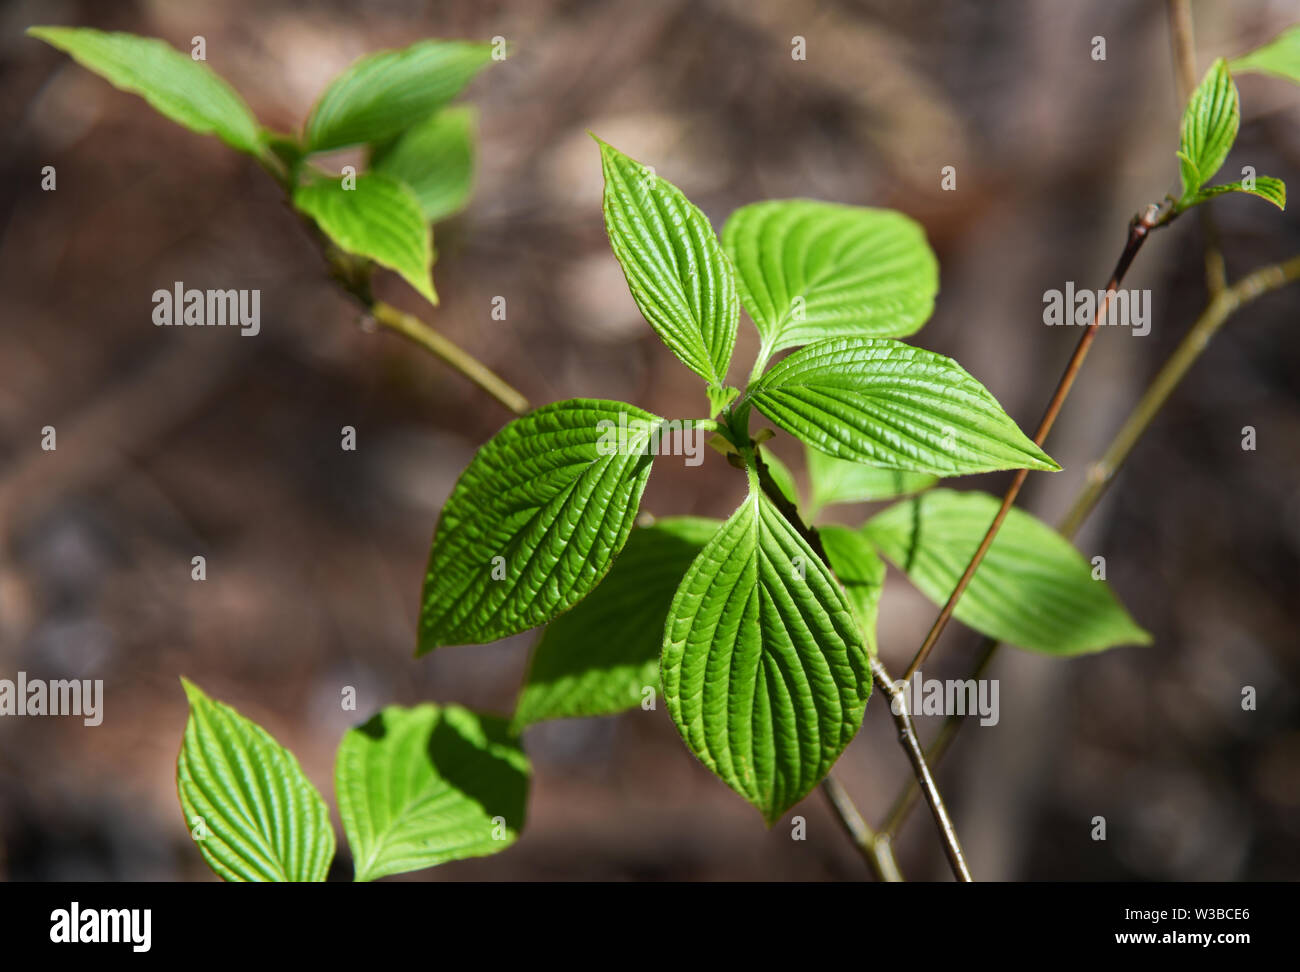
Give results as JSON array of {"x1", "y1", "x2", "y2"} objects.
[
  {"x1": 272, "y1": 148, "x2": 530, "y2": 416},
  {"x1": 369, "y1": 302, "x2": 530, "y2": 416}
]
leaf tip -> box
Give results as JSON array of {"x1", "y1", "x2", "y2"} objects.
[{"x1": 178, "y1": 676, "x2": 204, "y2": 706}]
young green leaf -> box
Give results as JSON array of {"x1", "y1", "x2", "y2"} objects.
[
  {"x1": 176, "y1": 679, "x2": 334, "y2": 882},
  {"x1": 596, "y1": 139, "x2": 738, "y2": 393},
  {"x1": 661, "y1": 489, "x2": 872, "y2": 824},
  {"x1": 419, "y1": 400, "x2": 662, "y2": 652},
  {"x1": 818, "y1": 524, "x2": 885, "y2": 656},
  {"x1": 707, "y1": 384, "x2": 741, "y2": 417},
  {"x1": 1230, "y1": 25, "x2": 1300, "y2": 85},
  {"x1": 1189, "y1": 176, "x2": 1286, "y2": 211},
  {"x1": 371, "y1": 106, "x2": 477, "y2": 223},
  {"x1": 294, "y1": 171, "x2": 437, "y2": 304},
  {"x1": 514, "y1": 517, "x2": 719, "y2": 726},
  {"x1": 335, "y1": 704, "x2": 529, "y2": 882},
  {"x1": 865, "y1": 489, "x2": 1152, "y2": 654},
  {"x1": 806, "y1": 444, "x2": 936, "y2": 517},
  {"x1": 304, "y1": 39, "x2": 492, "y2": 152},
  {"x1": 721, "y1": 200, "x2": 938, "y2": 367},
  {"x1": 28, "y1": 27, "x2": 263, "y2": 158},
  {"x1": 748, "y1": 338, "x2": 1059, "y2": 476},
  {"x1": 1177, "y1": 59, "x2": 1239, "y2": 204}
]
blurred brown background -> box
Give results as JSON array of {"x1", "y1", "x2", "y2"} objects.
[{"x1": 2, "y1": 0, "x2": 1298, "y2": 881}]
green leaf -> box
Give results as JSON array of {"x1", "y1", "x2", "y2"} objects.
[
  {"x1": 419, "y1": 399, "x2": 661, "y2": 652},
  {"x1": 596, "y1": 138, "x2": 738, "y2": 390},
  {"x1": 864, "y1": 489, "x2": 1152, "y2": 654},
  {"x1": 748, "y1": 338, "x2": 1059, "y2": 476},
  {"x1": 818, "y1": 525, "x2": 885, "y2": 656},
  {"x1": 707, "y1": 384, "x2": 741, "y2": 417},
  {"x1": 806, "y1": 444, "x2": 936, "y2": 517},
  {"x1": 514, "y1": 517, "x2": 719, "y2": 726},
  {"x1": 28, "y1": 27, "x2": 263, "y2": 157},
  {"x1": 176, "y1": 679, "x2": 334, "y2": 882},
  {"x1": 294, "y1": 171, "x2": 436, "y2": 304},
  {"x1": 304, "y1": 39, "x2": 492, "y2": 152},
  {"x1": 371, "y1": 106, "x2": 477, "y2": 223},
  {"x1": 335, "y1": 704, "x2": 529, "y2": 882},
  {"x1": 722, "y1": 200, "x2": 938, "y2": 366},
  {"x1": 1230, "y1": 25, "x2": 1300, "y2": 85},
  {"x1": 661, "y1": 488, "x2": 871, "y2": 824},
  {"x1": 1177, "y1": 59, "x2": 1239, "y2": 203},
  {"x1": 1189, "y1": 175, "x2": 1286, "y2": 211}
]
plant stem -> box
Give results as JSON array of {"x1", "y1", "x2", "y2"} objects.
[
  {"x1": 882, "y1": 638, "x2": 998, "y2": 836},
  {"x1": 753, "y1": 451, "x2": 973, "y2": 881},
  {"x1": 273, "y1": 159, "x2": 531, "y2": 416},
  {"x1": 901, "y1": 205, "x2": 1164, "y2": 683},
  {"x1": 882, "y1": 253, "x2": 1300, "y2": 837},
  {"x1": 369, "y1": 302, "x2": 530, "y2": 415},
  {"x1": 820, "y1": 776, "x2": 905, "y2": 881},
  {"x1": 1058, "y1": 254, "x2": 1300, "y2": 535}
]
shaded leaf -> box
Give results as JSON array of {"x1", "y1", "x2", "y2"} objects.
[
  {"x1": 806, "y1": 444, "x2": 936, "y2": 516},
  {"x1": 759, "y1": 446, "x2": 801, "y2": 508},
  {"x1": 336, "y1": 704, "x2": 528, "y2": 881},
  {"x1": 514, "y1": 517, "x2": 719, "y2": 725},
  {"x1": 865, "y1": 489, "x2": 1151, "y2": 654},
  {"x1": 819, "y1": 524, "x2": 885, "y2": 656}
]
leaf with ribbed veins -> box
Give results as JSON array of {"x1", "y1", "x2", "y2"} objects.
[
  {"x1": 419, "y1": 399, "x2": 661, "y2": 651},
  {"x1": 661, "y1": 488, "x2": 871, "y2": 824}
]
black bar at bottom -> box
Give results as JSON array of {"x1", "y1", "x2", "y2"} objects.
[{"x1": 0, "y1": 881, "x2": 1281, "y2": 958}]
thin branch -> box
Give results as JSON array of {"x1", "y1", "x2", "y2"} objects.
[
  {"x1": 820, "y1": 776, "x2": 904, "y2": 882},
  {"x1": 753, "y1": 450, "x2": 973, "y2": 881},
  {"x1": 869, "y1": 656, "x2": 973, "y2": 880},
  {"x1": 882, "y1": 637, "x2": 998, "y2": 837},
  {"x1": 276, "y1": 162, "x2": 530, "y2": 416},
  {"x1": 883, "y1": 253, "x2": 1300, "y2": 837},
  {"x1": 902, "y1": 204, "x2": 1166, "y2": 682},
  {"x1": 369, "y1": 302, "x2": 530, "y2": 415},
  {"x1": 1058, "y1": 253, "x2": 1300, "y2": 536}
]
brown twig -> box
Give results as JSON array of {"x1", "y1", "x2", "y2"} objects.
[
  {"x1": 883, "y1": 253, "x2": 1300, "y2": 837},
  {"x1": 901, "y1": 204, "x2": 1166, "y2": 682}
]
